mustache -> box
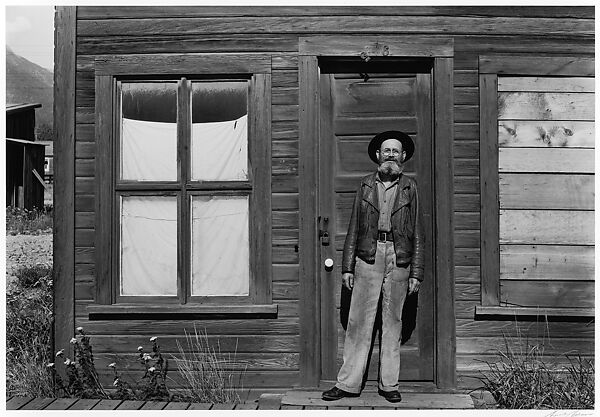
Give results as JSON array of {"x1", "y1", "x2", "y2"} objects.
[{"x1": 378, "y1": 160, "x2": 402, "y2": 177}]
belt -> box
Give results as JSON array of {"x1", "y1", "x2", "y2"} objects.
[{"x1": 377, "y1": 231, "x2": 394, "y2": 242}]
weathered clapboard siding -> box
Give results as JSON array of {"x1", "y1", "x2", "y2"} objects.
[
  {"x1": 62, "y1": 6, "x2": 595, "y2": 391},
  {"x1": 499, "y1": 210, "x2": 594, "y2": 245},
  {"x1": 76, "y1": 16, "x2": 594, "y2": 37},
  {"x1": 496, "y1": 72, "x2": 594, "y2": 319},
  {"x1": 454, "y1": 32, "x2": 594, "y2": 383},
  {"x1": 499, "y1": 174, "x2": 594, "y2": 209},
  {"x1": 498, "y1": 121, "x2": 595, "y2": 148},
  {"x1": 500, "y1": 245, "x2": 595, "y2": 281},
  {"x1": 498, "y1": 76, "x2": 594, "y2": 92},
  {"x1": 499, "y1": 148, "x2": 594, "y2": 173},
  {"x1": 75, "y1": 6, "x2": 596, "y2": 19},
  {"x1": 498, "y1": 92, "x2": 594, "y2": 120}
]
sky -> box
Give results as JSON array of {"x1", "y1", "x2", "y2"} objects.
[{"x1": 5, "y1": 5, "x2": 55, "y2": 71}]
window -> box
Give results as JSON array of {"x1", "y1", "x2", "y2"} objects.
[
  {"x1": 477, "y1": 55, "x2": 594, "y2": 317},
  {"x1": 93, "y1": 55, "x2": 272, "y2": 312}
]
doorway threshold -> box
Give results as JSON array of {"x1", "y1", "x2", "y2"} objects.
[{"x1": 277, "y1": 389, "x2": 475, "y2": 409}]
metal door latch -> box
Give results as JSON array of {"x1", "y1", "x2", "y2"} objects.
[{"x1": 319, "y1": 216, "x2": 330, "y2": 246}]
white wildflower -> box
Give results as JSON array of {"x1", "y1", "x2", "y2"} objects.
[
  {"x1": 113, "y1": 378, "x2": 120, "y2": 386},
  {"x1": 76, "y1": 326, "x2": 84, "y2": 333},
  {"x1": 47, "y1": 363, "x2": 55, "y2": 368},
  {"x1": 70, "y1": 338, "x2": 78, "y2": 344},
  {"x1": 108, "y1": 363, "x2": 116, "y2": 368},
  {"x1": 55, "y1": 349, "x2": 65, "y2": 357},
  {"x1": 149, "y1": 336, "x2": 158, "y2": 342},
  {"x1": 148, "y1": 367, "x2": 156, "y2": 373},
  {"x1": 137, "y1": 346, "x2": 144, "y2": 352},
  {"x1": 64, "y1": 358, "x2": 72, "y2": 366},
  {"x1": 142, "y1": 353, "x2": 152, "y2": 362}
]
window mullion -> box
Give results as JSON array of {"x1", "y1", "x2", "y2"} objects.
[{"x1": 178, "y1": 77, "x2": 192, "y2": 304}]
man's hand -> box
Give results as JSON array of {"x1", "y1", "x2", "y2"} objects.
[
  {"x1": 342, "y1": 273, "x2": 354, "y2": 290},
  {"x1": 408, "y1": 278, "x2": 420, "y2": 295}
]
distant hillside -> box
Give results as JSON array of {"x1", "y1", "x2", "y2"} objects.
[{"x1": 6, "y1": 46, "x2": 53, "y2": 132}]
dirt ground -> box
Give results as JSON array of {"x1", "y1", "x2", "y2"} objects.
[{"x1": 5, "y1": 232, "x2": 53, "y2": 281}]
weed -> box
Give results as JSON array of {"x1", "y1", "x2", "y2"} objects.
[
  {"x1": 6, "y1": 205, "x2": 53, "y2": 235},
  {"x1": 6, "y1": 268, "x2": 54, "y2": 397},
  {"x1": 475, "y1": 319, "x2": 594, "y2": 409},
  {"x1": 52, "y1": 328, "x2": 110, "y2": 398},
  {"x1": 51, "y1": 331, "x2": 173, "y2": 401},
  {"x1": 170, "y1": 326, "x2": 246, "y2": 404},
  {"x1": 13, "y1": 264, "x2": 53, "y2": 289}
]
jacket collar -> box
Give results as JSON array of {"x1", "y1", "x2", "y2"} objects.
[{"x1": 361, "y1": 172, "x2": 412, "y2": 213}]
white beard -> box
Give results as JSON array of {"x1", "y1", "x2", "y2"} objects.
[{"x1": 378, "y1": 160, "x2": 402, "y2": 179}]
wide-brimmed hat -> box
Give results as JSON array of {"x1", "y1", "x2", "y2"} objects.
[{"x1": 367, "y1": 130, "x2": 415, "y2": 164}]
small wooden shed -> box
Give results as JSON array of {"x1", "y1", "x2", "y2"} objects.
[
  {"x1": 38, "y1": 140, "x2": 54, "y2": 181},
  {"x1": 53, "y1": 6, "x2": 594, "y2": 392},
  {"x1": 6, "y1": 103, "x2": 46, "y2": 209}
]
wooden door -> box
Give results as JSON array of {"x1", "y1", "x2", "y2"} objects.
[{"x1": 318, "y1": 61, "x2": 435, "y2": 384}]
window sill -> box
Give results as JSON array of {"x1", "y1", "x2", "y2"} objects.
[
  {"x1": 87, "y1": 303, "x2": 278, "y2": 320},
  {"x1": 475, "y1": 305, "x2": 594, "y2": 320}
]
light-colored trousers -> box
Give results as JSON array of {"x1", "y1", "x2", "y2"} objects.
[{"x1": 335, "y1": 241, "x2": 409, "y2": 393}]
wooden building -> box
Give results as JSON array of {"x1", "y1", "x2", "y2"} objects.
[
  {"x1": 6, "y1": 103, "x2": 46, "y2": 209},
  {"x1": 38, "y1": 140, "x2": 54, "y2": 181},
  {"x1": 6, "y1": 103, "x2": 42, "y2": 141},
  {"x1": 53, "y1": 6, "x2": 594, "y2": 393}
]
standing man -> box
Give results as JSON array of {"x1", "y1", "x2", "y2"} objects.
[{"x1": 322, "y1": 130, "x2": 424, "y2": 403}]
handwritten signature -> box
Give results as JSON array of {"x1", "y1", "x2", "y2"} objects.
[{"x1": 545, "y1": 411, "x2": 593, "y2": 417}]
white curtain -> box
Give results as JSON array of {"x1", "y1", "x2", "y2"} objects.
[
  {"x1": 191, "y1": 196, "x2": 249, "y2": 296},
  {"x1": 121, "y1": 118, "x2": 177, "y2": 181},
  {"x1": 120, "y1": 196, "x2": 178, "y2": 296},
  {"x1": 191, "y1": 114, "x2": 248, "y2": 181}
]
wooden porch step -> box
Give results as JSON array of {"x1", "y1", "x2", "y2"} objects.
[{"x1": 281, "y1": 390, "x2": 475, "y2": 409}]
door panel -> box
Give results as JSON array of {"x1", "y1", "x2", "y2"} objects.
[{"x1": 319, "y1": 64, "x2": 435, "y2": 383}]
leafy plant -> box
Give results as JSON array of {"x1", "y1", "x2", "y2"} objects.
[
  {"x1": 134, "y1": 337, "x2": 170, "y2": 400},
  {"x1": 51, "y1": 328, "x2": 109, "y2": 398},
  {"x1": 170, "y1": 326, "x2": 246, "y2": 404},
  {"x1": 51, "y1": 331, "x2": 173, "y2": 401},
  {"x1": 13, "y1": 264, "x2": 53, "y2": 289}
]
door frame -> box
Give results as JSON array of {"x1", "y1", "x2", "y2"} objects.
[{"x1": 298, "y1": 36, "x2": 456, "y2": 389}]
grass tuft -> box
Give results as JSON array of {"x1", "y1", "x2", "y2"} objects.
[
  {"x1": 475, "y1": 319, "x2": 594, "y2": 409},
  {"x1": 170, "y1": 325, "x2": 246, "y2": 404}
]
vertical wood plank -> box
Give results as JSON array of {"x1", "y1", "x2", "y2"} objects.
[
  {"x1": 53, "y1": 5, "x2": 76, "y2": 360},
  {"x1": 95, "y1": 75, "x2": 113, "y2": 304},
  {"x1": 415, "y1": 72, "x2": 435, "y2": 381},
  {"x1": 112, "y1": 82, "x2": 122, "y2": 304},
  {"x1": 318, "y1": 73, "x2": 337, "y2": 380},
  {"x1": 298, "y1": 54, "x2": 321, "y2": 386},
  {"x1": 178, "y1": 78, "x2": 191, "y2": 304},
  {"x1": 250, "y1": 73, "x2": 273, "y2": 303},
  {"x1": 479, "y1": 73, "x2": 500, "y2": 306},
  {"x1": 434, "y1": 57, "x2": 456, "y2": 389}
]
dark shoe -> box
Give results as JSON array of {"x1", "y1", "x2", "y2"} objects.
[
  {"x1": 322, "y1": 386, "x2": 360, "y2": 401},
  {"x1": 378, "y1": 388, "x2": 402, "y2": 403}
]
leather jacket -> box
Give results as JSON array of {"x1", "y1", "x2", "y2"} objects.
[{"x1": 342, "y1": 172, "x2": 425, "y2": 282}]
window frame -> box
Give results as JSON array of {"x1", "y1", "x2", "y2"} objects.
[
  {"x1": 477, "y1": 54, "x2": 594, "y2": 318},
  {"x1": 93, "y1": 54, "x2": 273, "y2": 314}
]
